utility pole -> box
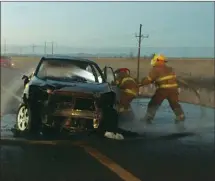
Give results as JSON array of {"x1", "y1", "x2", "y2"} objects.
[
  {"x1": 135, "y1": 24, "x2": 149, "y2": 82},
  {"x1": 51, "y1": 41, "x2": 54, "y2": 55},
  {"x1": 32, "y1": 44, "x2": 36, "y2": 54}
]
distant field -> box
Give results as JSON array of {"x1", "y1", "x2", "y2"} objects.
[
  {"x1": 11, "y1": 56, "x2": 214, "y2": 78},
  {"x1": 8, "y1": 56, "x2": 215, "y2": 107},
  {"x1": 11, "y1": 56, "x2": 214, "y2": 90}
]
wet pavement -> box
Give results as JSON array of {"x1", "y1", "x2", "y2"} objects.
[{"x1": 1, "y1": 66, "x2": 215, "y2": 181}]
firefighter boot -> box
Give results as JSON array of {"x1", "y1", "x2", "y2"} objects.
[
  {"x1": 140, "y1": 113, "x2": 154, "y2": 124},
  {"x1": 173, "y1": 108, "x2": 186, "y2": 131},
  {"x1": 173, "y1": 108, "x2": 185, "y2": 124},
  {"x1": 116, "y1": 103, "x2": 124, "y2": 113},
  {"x1": 140, "y1": 105, "x2": 158, "y2": 124},
  {"x1": 118, "y1": 106, "x2": 130, "y2": 113}
]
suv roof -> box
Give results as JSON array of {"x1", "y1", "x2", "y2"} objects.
[{"x1": 41, "y1": 56, "x2": 95, "y2": 64}]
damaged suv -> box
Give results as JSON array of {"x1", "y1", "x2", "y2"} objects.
[{"x1": 14, "y1": 56, "x2": 120, "y2": 136}]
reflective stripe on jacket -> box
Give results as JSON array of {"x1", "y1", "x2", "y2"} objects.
[
  {"x1": 141, "y1": 65, "x2": 178, "y2": 89},
  {"x1": 116, "y1": 75, "x2": 138, "y2": 96},
  {"x1": 123, "y1": 89, "x2": 138, "y2": 96},
  {"x1": 159, "y1": 83, "x2": 178, "y2": 88},
  {"x1": 119, "y1": 77, "x2": 136, "y2": 86},
  {"x1": 155, "y1": 75, "x2": 178, "y2": 89}
]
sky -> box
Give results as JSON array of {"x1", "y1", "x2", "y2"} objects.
[{"x1": 1, "y1": 1, "x2": 214, "y2": 56}]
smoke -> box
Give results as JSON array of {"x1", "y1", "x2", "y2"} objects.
[
  {"x1": 1, "y1": 68, "x2": 34, "y2": 115},
  {"x1": 1, "y1": 86, "x2": 21, "y2": 102}
]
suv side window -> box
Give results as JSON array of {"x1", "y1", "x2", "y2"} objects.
[
  {"x1": 91, "y1": 64, "x2": 103, "y2": 83},
  {"x1": 37, "y1": 63, "x2": 46, "y2": 79}
]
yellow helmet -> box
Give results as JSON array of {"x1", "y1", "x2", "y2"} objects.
[{"x1": 150, "y1": 54, "x2": 167, "y2": 66}]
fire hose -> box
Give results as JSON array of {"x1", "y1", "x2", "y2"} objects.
[
  {"x1": 177, "y1": 77, "x2": 200, "y2": 100},
  {"x1": 176, "y1": 77, "x2": 205, "y2": 120}
]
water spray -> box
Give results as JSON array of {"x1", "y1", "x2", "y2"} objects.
[
  {"x1": 1, "y1": 69, "x2": 34, "y2": 115},
  {"x1": 1, "y1": 86, "x2": 22, "y2": 102}
]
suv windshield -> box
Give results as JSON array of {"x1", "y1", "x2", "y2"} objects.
[{"x1": 36, "y1": 59, "x2": 104, "y2": 83}]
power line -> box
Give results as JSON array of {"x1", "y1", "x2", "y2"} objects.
[
  {"x1": 135, "y1": 24, "x2": 149, "y2": 82},
  {"x1": 44, "y1": 41, "x2": 55, "y2": 56}
]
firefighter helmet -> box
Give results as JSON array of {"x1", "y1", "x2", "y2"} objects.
[
  {"x1": 114, "y1": 68, "x2": 130, "y2": 75},
  {"x1": 150, "y1": 54, "x2": 167, "y2": 66},
  {"x1": 114, "y1": 68, "x2": 130, "y2": 79}
]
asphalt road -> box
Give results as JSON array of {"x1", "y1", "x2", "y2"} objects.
[{"x1": 1, "y1": 66, "x2": 215, "y2": 181}]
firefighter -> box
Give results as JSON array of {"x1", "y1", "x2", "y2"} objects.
[
  {"x1": 139, "y1": 54, "x2": 185, "y2": 124},
  {"x1": 115, "y1": 68, "x2": 139, "y2": 112}
]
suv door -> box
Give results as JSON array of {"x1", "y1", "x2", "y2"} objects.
[{"x1": 103, "y1": 66, "x2": 120, "y2": 104}]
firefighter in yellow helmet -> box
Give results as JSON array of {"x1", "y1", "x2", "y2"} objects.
[
  {"x1": 115, "y1": 68, "x2": 139, "y2": 112},
  {"x1": 139, "y1": 54, "x2": 185, "y2": 124}
]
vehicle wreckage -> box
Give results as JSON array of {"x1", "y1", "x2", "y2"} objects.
[
  {"x1": 14, "y1": 56, "x2": 122, "y2": 137},
  {"x1": 14, "y1": 56, "x2": 202, "y2": 138}
]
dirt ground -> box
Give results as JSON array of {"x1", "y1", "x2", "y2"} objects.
[{"x1": 10, "y1": 56, "x2": 215, "y2": 107}]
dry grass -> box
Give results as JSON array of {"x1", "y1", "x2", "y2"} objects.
[
  {"x1": 94, "y1": 57, "x2": 214, "y2": 78},
  {"x1": 11, "y1": 56, "x2": 214, "y2": 107},
  {"x1": 12, "y1": 56, "x2": 214, "y2": 78},
  {"x1": 12, "y1": 56, "x2": 40, "y2": 69},
  {"x1": 12, "y1": 56, "x2": 214, "y2": 88}
]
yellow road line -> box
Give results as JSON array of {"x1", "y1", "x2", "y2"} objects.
[
  {"x1": 0, "y1": 139, "x2": 142, "y2": 181},
  {"x1": 29, "y1": 140, "x2": 57, "y2": 145},
  {"x1": 73, "y1": 141, "x2": 142, "y2": 181},
  {"x1": 0, "y1": 138, "x2": 57, "y2": 146}
]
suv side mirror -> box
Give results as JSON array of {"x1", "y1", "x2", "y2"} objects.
[
  {"x1": 22, "y1": 75, "x2": 28, "y2": 80},
  {"x1": 22, "y1": 75, "x2": 29, "y2": 88}
]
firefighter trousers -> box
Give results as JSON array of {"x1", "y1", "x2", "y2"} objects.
[
  {"x1": 145, "y1": 88, "x2": 185, "y2": 121},
  {"x1": 119, "y1": 91, "x2": 136, "y2": 110}
]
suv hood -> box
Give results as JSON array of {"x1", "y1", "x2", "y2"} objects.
[{"x1": 45, "y1": 79, "x2": 111, "y2": 94}]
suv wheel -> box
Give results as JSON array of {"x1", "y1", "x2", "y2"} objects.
[{"x1": 14, "y1": 103, "x2": 40, "y2": 137}]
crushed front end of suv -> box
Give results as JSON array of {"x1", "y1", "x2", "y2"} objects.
[{"x1": 14, "y1": 56, "x2": 119, "y2": 137}]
